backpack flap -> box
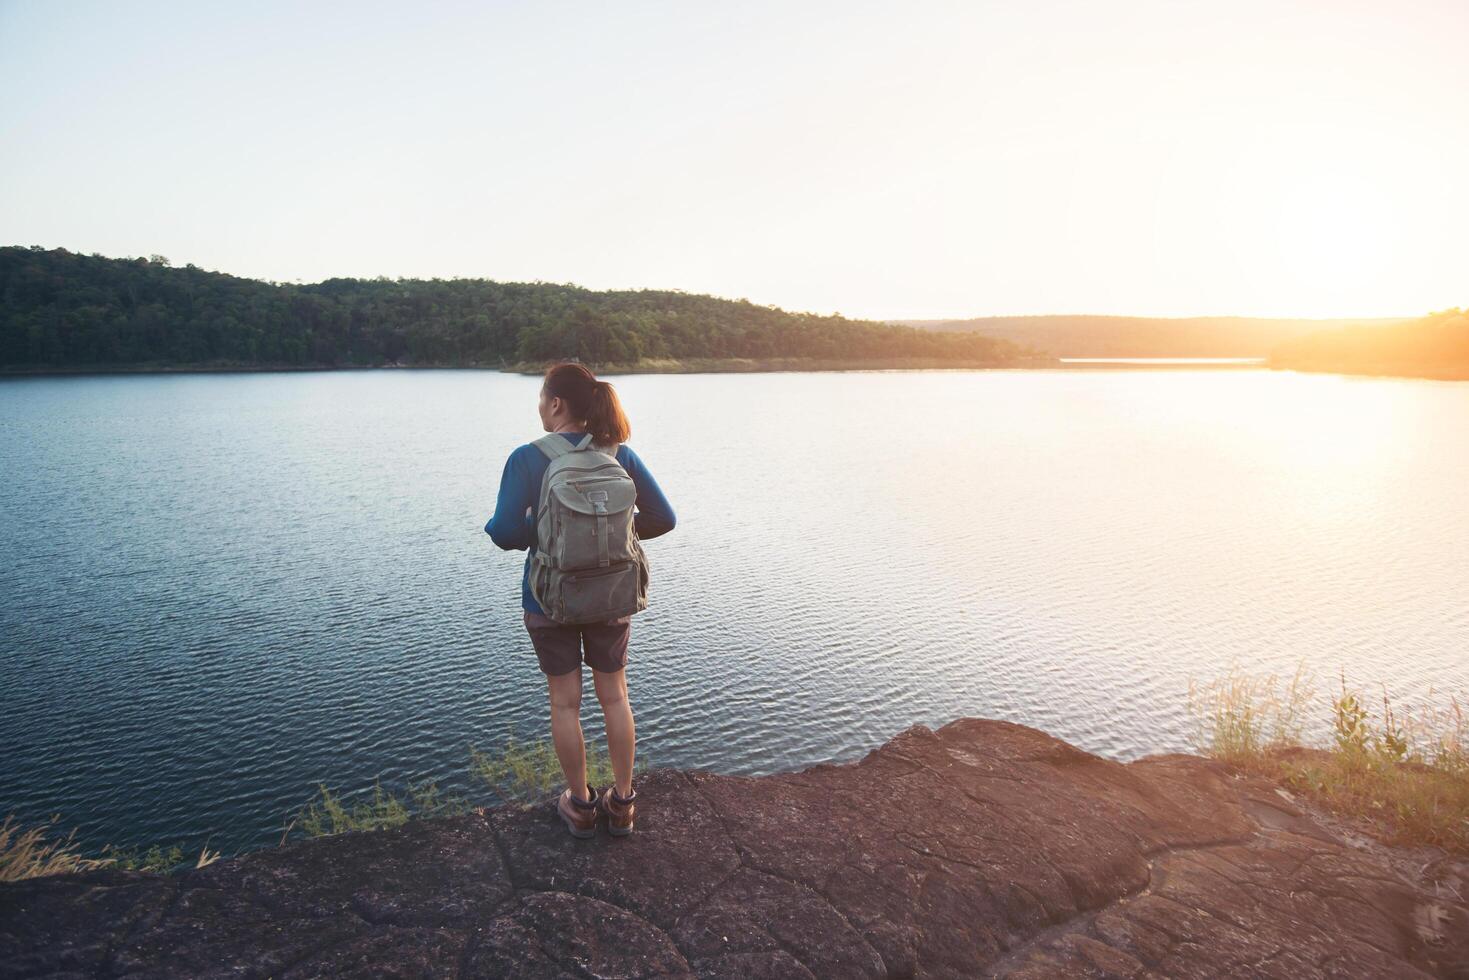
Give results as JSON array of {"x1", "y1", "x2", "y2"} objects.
[
  {"x1": 548, "y1": 477, "x2": 636, "y2": 518},
  {"x1": 549, "y1": 477, "x2": 637, "y2": 569}
]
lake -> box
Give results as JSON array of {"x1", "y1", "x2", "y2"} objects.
[{"x1": 2, "y1": 366, "x2": 1467, "y2": 857}]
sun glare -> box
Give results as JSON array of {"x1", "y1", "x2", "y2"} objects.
[{"x1": 1271, "y1": 170, "x2": 1398, "y2": 305}]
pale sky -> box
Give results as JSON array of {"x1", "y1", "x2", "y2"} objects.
[{"x1": 2, "y1": 0, "x2": 1465, "y2": 320}]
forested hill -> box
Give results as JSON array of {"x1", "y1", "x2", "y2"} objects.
[
  {"x1": 891, "y1": 314, "x2": 1412, "y2": 358},
  {"x1": 1267, "y1": 307, "x2": 1469, "y2": 380},
  {"x1": 0, "y1": 247, "x2": 1043, "y2": 371}
]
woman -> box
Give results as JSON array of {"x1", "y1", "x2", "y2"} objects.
[{"x1": 484, "y1": 362, "x2": 677, "y2": 838}]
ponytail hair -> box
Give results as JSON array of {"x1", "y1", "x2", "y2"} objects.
[{"x1": 543, "y1": 361, "x2": 632, "y2": 445}]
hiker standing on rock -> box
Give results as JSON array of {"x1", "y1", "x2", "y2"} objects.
[{"x1": 485, "y1": 361, "x2": 677, "y2": 838}]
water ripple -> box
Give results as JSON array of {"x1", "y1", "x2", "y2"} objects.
[{"x1": 1, "y1": 368, "x2": 1466, "y2": 856}]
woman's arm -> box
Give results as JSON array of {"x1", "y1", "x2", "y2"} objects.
[
  {"x1": 619, "y1": 445, "x2": 677, "y2": 540},
  {"x1": 484, "y1": 448, "x2": 536, "y2": 551}
]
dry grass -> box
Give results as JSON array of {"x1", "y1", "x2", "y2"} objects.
[
  {"x1": 1187, "y1": 662, "x2": 1316, "y2": 764},
  {"x1": 1, "y1": 813, "x2": 224, "y2": 880},
  {"x1": 0, "y1": 814, "x2": 112, "y2": 882},
  {"x1": 1189, "y1": 665, "x2": 1469, "y2": 853}
]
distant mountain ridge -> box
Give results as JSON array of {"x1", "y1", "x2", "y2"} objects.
[{"x1": 890, "y1": 314, "x2": 1412, "y2": 358}]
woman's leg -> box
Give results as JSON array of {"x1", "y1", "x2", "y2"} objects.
[
  {"x1": 546, "y1": 667, "x2": 590, "y2": 802},
  {"x1": 592, "y1": 667, "x2": 635, "y2": 797}
]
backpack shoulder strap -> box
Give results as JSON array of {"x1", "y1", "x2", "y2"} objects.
[
  {"x1": 533, "y1": 434, "x2": 570, "y2": 460},
  {"x1": 534, "y1": 432, "x2": 594, "y2": 460}
]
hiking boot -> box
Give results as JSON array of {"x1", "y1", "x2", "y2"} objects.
[
  {"x1": 597, "y1": 783, "x2": 637, "y2": 836},
  {"x1": 557, "y1": 783, "x2": 600, "y2": 839}
]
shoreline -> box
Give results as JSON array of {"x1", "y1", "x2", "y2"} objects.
[
  {"x1": 0, "y1": 356, "x2": 1305, "y2": 379},
  {"x1": 4, "y1": 718, "x2": 1464, "y2": 977},
  {"x1": 0, "y1": 357, "x2": 1051, "y2": 378},
  {"x1": 1267, "y1": 361, "x2": 1469, "y2": 382}
]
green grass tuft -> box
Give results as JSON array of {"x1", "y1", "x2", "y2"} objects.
[
  {"x1": 285, "y1": 733, "x2": 651, "y2": 841},
  {"x1": 1189, "y1": 665, "x2": 1469, "y2": 853},
  {"x1": 468, "y1": 734, "x2": 650, "y2": 803},
  {"x1": 291, "y1": 777, "x2": 470, "y2": 839}
]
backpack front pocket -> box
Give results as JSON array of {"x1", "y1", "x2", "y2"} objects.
[{"x1": 551, "y1": 559, "x2": 644, "y2": 623}]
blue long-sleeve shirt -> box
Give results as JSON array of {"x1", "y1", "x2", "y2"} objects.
[{"x1": 485, "y1": 431, "x2": 677, "y2": 614}]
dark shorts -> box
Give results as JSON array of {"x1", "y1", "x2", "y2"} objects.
[{"x1": 523, "y1": 610, "x2": 632, "y2": 676}]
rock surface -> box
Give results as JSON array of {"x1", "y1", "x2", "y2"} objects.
[{"x1": 3, "y1": 718, "x2": 1467, "y2": 978}]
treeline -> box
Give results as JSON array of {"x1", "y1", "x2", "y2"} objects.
[
  {"x1": 892, "y1": 314, "x2": 1412, "y2": 358},
  {"x1": 1267, "y1": 308, "x2": 1469, "y2": 380},
  {"x1": 0, "y1": 247, "x2": 1042, "y2": 370}
]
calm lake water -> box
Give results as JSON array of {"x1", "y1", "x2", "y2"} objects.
[
  {"x1": 2, "y1": 367, "x2": 1467, "y2": 857},
  {"x1": 1058, "y1": 357, "x2": 1265, "y2": 364}
]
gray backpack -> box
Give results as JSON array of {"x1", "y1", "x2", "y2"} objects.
[{"x1": 528, "y1": 432, "x2": 650, "y2": 624}]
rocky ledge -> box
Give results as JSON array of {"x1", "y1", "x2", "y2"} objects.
[{"x1": 3, "y1": 719, "x2": 1467, "y2": 979}]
